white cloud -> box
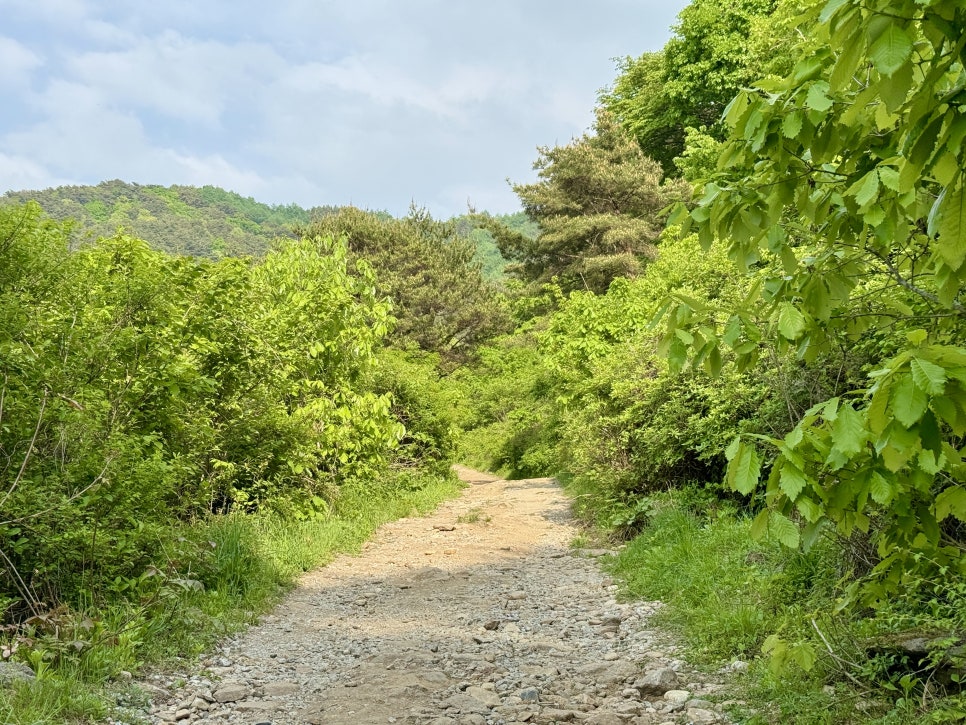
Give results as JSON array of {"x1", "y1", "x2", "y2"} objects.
[
  {"x1": 0, "y1": 0, "x2": 690, "y2": 217},
  {"x1": 0, "y1": 153, "x2": 71, "y2": 191},
  {"x1": 0, "y1": 37, "x2": 43, "y2": 86},
  {"x1": 69, "y1": 32, "x2": 283, "y2": 125}
]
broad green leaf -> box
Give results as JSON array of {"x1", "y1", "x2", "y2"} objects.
[
  {"x1": 791, "y1": 642, "x2": 818, "y2": 672},
  {"x1": 869, "y1": 23, "x2": 913, "y2": 77},
  {"x1": 705, "y1": 344, "x2": 723, "y2": 377},
  {"x1": 723, "y1": 316, "x2": 742, "y2": 347},
  {"x1": 769, "y1": 511, "x2": 801, "y2": 548},
  {"x1": 935, "y1": 486, "x2": 966, "y2": 522},
  {"x1": 850, "y1": 171, "x2": 880, "y2": 207},
  {"x1": 869, "y1": 473, "x2": 895, "y2": 505},
  {"x1": 779, "y1": 463, "x2": 807, "y2": 500},
  {"x1": 878, "y1": 167, "x2": 900, "y2": 192},
  {"x1": 906, "y1": 329, "x2": 928, "y2": 347},
  {"x1": 891, "y1": 375, "x2": 928, "y2": 427},
  {"x1": 879, "y1": 61, "x2": 913, "y2": 113},
  {"x1": 784, "y1": 425, "x2": 804, "y2": 449},
  {"x1": 750, "y1": 510, "x2": 770, "y2": 540},
  {"x1": 829, "y1": 25, "x2": 864, "y2": 91},
  {"x1": 936, "y1": 176, "x2": 966, "y2": 271},
  {"x1": 777, "y1": 303, "x2": 806, "y2": 340},
  {"x1": 909, "y1": 357, "x2": 947, "y2": 395},
  {"x1": 917, "y1": 449, "x2": 940, "y2": 475},
  {"x1": 831, "y1": 402, "x2": 866, "y2": 456},
  {"x1": 727, "y1": 441, "x2": 761, "y2": 495},
  {"x1": 805, "y1": 81, "x2": 833, "y2": 113},
  {"x1": 797, "y1": 498, "x2": 822, "y2": 524},
  {"x1": 818, "y1": 0, "x2": 849, "y2": 23},
  {"x1": 783, "y1": 111, "x2": 804, "y2": 139}
]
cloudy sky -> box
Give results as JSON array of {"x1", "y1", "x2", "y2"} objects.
[{"x1": 1, "y1": 1, "x2": 688, "y2": 218}]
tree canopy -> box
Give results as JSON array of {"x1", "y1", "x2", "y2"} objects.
[
  {"x1": 600, "y1": 0, "x2": 780, "y2": 176},
  {"x1": 667, "y1": 0, "x2": 966, "y2": 603},
  {"x1": 488, "y1": 110, "x2": 688, "y2": 294}
]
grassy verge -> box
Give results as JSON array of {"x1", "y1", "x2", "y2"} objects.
[
  {"x1": 587, "y1": 490, "x2": 966, "y2": 724},
  {"x1": 0, "y1": 468, "x2": 462, "y2": 725}
]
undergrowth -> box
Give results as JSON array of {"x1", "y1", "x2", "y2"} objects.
[
  {"x1": 0, "y1": 469, "x2": 462, "y2": 724},
  {"x1": 590, "y1": 488, "x2": 966, "y2": 724}
]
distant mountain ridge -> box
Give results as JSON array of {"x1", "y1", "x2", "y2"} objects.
[
  {"x1": 2, "y1": 180, "x2": 527, "y2": 278},
  {"x1": 1, "y1": 180, "x2": 331, "y2": 258}
]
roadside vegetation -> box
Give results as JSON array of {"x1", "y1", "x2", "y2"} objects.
[
  {"x1": 0, "y1": 203, "x2": 475, "y2": 722},
  {"x1": 456, "y1": 0, "x2": 966, "y2": 722}
]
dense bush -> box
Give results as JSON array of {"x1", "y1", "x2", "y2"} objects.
[{"x1": 0, "y1": 203, "x2": 407, "y2": 617}]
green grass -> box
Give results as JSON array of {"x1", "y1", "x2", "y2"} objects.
[
  {"x1": 602, "y1": 494, "x2": 966, "y2": 724},
  {"x1": 609, "y1": 505, "x2": 789, "y2": 661},
  {"x1": 0, "y1": 468, "x2": 462, "y2": 724}
]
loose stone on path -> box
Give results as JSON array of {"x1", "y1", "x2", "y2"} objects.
[{"x1": 135, "y1": 466, "x2": 731, "y2": 724}]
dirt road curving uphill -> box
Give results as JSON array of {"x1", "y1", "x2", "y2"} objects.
[{"x1": 141, "y1": 468, "x2": 731, "y2": 725}]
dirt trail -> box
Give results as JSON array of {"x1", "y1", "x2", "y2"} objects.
[{"x1": 141, "y1": 468, "x2": 732, "y2": 725}]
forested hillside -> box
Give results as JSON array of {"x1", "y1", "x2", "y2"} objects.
[
  {"x1": 1, "y1": 0, "x2": 964, "y2": 723},
  {"x1": 1, "y1": 181, "x2": 515, "y2": 279},
  {"x1": 0, "y1": 181, "x2": 323, "y2": 257}
]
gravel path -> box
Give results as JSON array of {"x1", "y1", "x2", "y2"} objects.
[{"x1": 138, "y1": 468, "x2": 736, "y2": 725}]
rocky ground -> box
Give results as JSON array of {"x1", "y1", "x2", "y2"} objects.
[{"x1": 134, "y1": 468, "x2": 742, "y2": 725}]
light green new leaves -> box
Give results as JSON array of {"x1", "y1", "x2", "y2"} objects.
[
  {"x1": 936, "y1": 486, "x2": 966, "y2": 522},
  {"x1": 831, "y1": 402, "x2": 865, "y2": 456},
  {"x1": 726, "y1": 438, "x2": 761, "y2": 494},
  {"x1": 869, "y1": 23, "x2": 913, "y2": 77},
  {"x1": 850, "y1": 170, "x2": 880, "y2": 208},
  {"x1": 777, "y1": 303, "x2": 806, "y2": 340},
  {"x1": 751, "y1": 509, "x2": 800, "y2": 548},
  {"x1": 891, "y1": 375, "x2": 929, "y2": 427},
  {"x1": 909, "y1": 357, "x2": 947, "y2": 395},
  {"x1": 936, "y1": 175, "x2": 966, "y2": 271},
  {"x1": 779, "y1": 463, "x2": 807, "y2": 500},
  {"x1": 804, "y1": 81, "x2": 834, "y2": 112}
]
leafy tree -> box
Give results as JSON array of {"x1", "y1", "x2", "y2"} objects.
[
  {"x1": 600, "y1": 0, "x2": 780, "y2": 176},
  {"x1": 299, "y1": 207, "x2": 510, "y2": 361},
  {"x1": 0, "y1": 204, "x2": 407, "y2": 614},
  {"x1": 490, "y1": 110, "x2": 688, "y2": 294},
  {"x1": 668, "y1": 0, "x2": 966, "y2": 604},
  {"x1": 451, "y1": 211, "x2": 537, "y2": 281}
]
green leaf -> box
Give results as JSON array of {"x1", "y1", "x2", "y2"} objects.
[
  {"x1": 769, "y1": 511, "x2": 801, "y2": 548},
  {"x1": 750, "y1": 510, "x2": 770, "y2": 540},
  {"x1": 892, "y1": 374, "x2": 928, "y2": 427},
  {"x1": 784, "y1": 426, "x2": 804, "y2": 449},
  {"x1": 849, "y1": 171, "x2": 880, "y2": 208},
  {"x1": 779, "y1": 463, "x2": 807, "y2": 500},
  {"x1": 869, "y1": 472, "x2": 895, "y2": 505},
  {"x1": 831, "y1": 402, "x2": 866, "y2": 456},
  {"x1": 936, "y1": 176, "x2": 966, "y2": 271},
  {"x1": 935, "y1": 486, "x2": 966, "y2": 522},
  {"x1": 705, "y1": 344, "x2": 723, "y2": 377},
  {"x1": 819, "y1": 0, "x2": 849, "y2": 23},
  {"x1": 909, "y1": 358, "x2": 947, "y2": 395},
  {"x1": 869, "y1": 23, "x2": 913, "y2": 77},
  {"x1": 782, "y1": 111, "x2": 804, "y2": 139},
  {"x1": 878, "y1": 167, "x2": 900, "y2": 192},
  {"x1": 727, "y1": 441, "x2": 761, "y2": 495},
  {"x1": 777, "y1": 303, "x2": 806, "y2": 340},
  {"x1": 805, "y1": 81, "x2": 833, "y2": 113},
  {"x1": 830, "y1": 25, "x2": 865, "y2": 92}
]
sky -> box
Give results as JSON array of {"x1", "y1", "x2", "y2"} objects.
[{"x1": 0, "y1": 0, "x2": 688, "y2": 219}]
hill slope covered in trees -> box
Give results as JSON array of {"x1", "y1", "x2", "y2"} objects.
[{"x1": 1, "y1": 181, "x2": 517, "y2": 280}]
